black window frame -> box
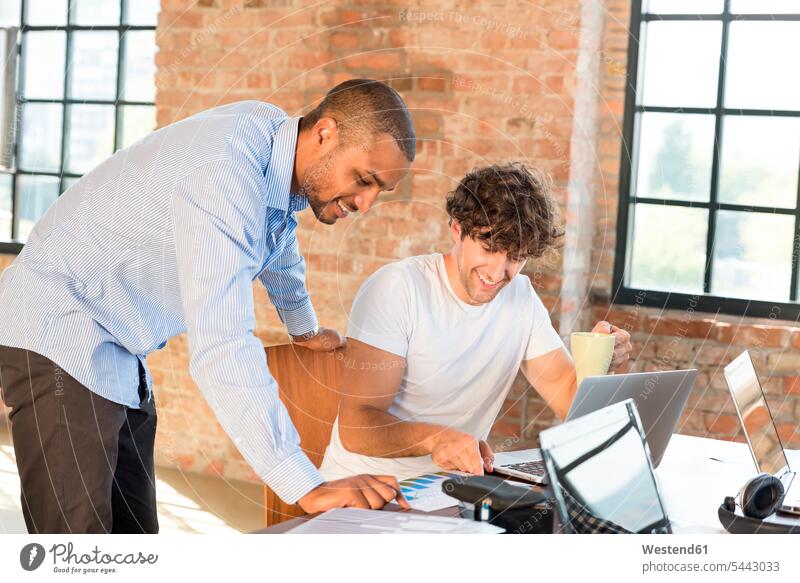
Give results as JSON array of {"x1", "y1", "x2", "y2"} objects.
[
  {"x1": 0, "y1": 0, "x2": 156, "y2": 255},
  {"x1": 613, "y1": 0, "x2": 800, "y2": 321}
]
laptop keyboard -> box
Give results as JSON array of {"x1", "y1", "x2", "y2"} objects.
[{"x1": 501, "y1": 460, "x2": 546, "y2": 476}]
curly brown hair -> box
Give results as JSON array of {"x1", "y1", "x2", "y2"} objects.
[{"x1": 445, "y1": 162, "x2": 564, "y2": 260}]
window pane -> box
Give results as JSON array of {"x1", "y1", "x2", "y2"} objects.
[
  {"x1": 25, "y1": 0, "x2": 67, "y2": 26},
  {"x1": 0, "y1": 173, "x2": 11, "y2": 240},
  {"x1": 71, "y1": 0, "x2": 120, "y2": 26},
  {"x1": 644, "y1": 0, "x2": 723, "y2": 13},
  {"x1": 629, "y1": 204, "x2": 708, "y2": 294},
  {"x1": 18, "y1": 103, "x2": 63, "y2": 172},
  {"x1": 725, "y1": 22, "x2": 800, "y2": 111},
  {"x1": 711, "y1": 211, "x2": 794, "y2": 301},
  {"x1": 634, "y1": 112, "x2": 715, "y2": 202},
  {"x1": 122, "y1": 31, "x2": 156, "y2": 102},
  {"x1": 639, "y1": 21, "x2": 721, "y2": 108},
  {"x1": 719, "y1": 116, "x2": 800, "y2": 209},
  {"x1": 119, "y1": 105, "x2": 156, "y2": 148},
  {"x1": 62, "y1": 176, "x2": 81, "y2": 193},
  {"x1": 14, "y1": 174, "x2": 59, "y2": 242},
  {"x1": 69, "y1": 32, "x2": 119, "y2": 101},
  {"x1": 124, "y1": 0, "x2": 159, "y2": 26},
  {"x1": 65, "y1": 105, "x2": 115, "y2": 174},
  {"x1": 0, "y1": 1, "x2": 21, "y2": 26},
  {"x1": 730, "y1": 0, "x2": 800, "y2": 13},
  {"x1": 22, "y1": 32, "x2": 66, "y2": 100}
]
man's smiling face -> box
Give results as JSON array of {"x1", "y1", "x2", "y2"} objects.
[
  {"x1": 450, "y1": 221, "x2": 527, "y2": 305},
  {"x1": 299, "y1": 129, "x2": 411, "y2": 225}
]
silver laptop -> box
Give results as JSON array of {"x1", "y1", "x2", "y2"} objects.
[
  {"x1": 723, "y1": 351, "x2": 800, "y2": 516},
  {"x1": 492, "y1": 369, "x2": 697, "y2": 483}
]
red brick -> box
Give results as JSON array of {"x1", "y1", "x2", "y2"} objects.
[
  {"x1": 511, "y1": 75, "x2": 543, "y2": 95},
  {"x1": 412, "y1": 113, "x2": 442, "y2": 137},
  {"x1": 528, "y1": 272, "x2": 562, "y2": 294},
  {"x1": 705, "y1": 413, "x2": 741, "y2": 435},
  {"x1": 330, "y1": 31, "x2": 359, "y2": 49},
  {"x1": 497, "y1": 398, "x2": 524, "y2": 419},
  {"x1": 784, "y1": 377, "x2": 800, "y2": 396},
  {"x1": 593, "y1": 306, "x2": 643, "y2": 332},
  {"x1": 715, "y1": 323, "x2": 790, "y2": 348},
  {"x1": 491, "y1": 419, "x2": 520, "y2": 439},
  {"x1": 159, "y1": 10, "x2": 206, "y2": 30},
  {"x1": 547, "y1": 29, "x2": 579, "y2": 50},
  {"x1": 416, "y1": 76, "x2": 447, "y2": 92},
  {"x1": 676, "y1": 410, "x2": 706, "y2": 434},
  {"x1": 341, "y1": 52, "x2": 402, "y2": 71},
  {"x1": 694, "y1": 346, "x2": 731, "y2": 366},
  {"x1": 480, "y1": 31, "x2": 509, "y2": 50},
  {"x1": 644, "y1": 315, "x2": 716, "y2": 339},
  {"x1": 338, "y1": 10, "x2": 369, "y2": 25},
  {"x1": 777, "y1": 423, "x2": 799, "y2": 444}
]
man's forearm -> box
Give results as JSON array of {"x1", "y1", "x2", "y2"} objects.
[{"x1": 339, "y1": 405, "x2": 446, "y2": 458}]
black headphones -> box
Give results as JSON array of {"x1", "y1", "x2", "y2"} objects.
[
  {"x1": 717, "y1": 473, "x2": 800, "y2": 534},
  {"x1": 734, "y1": 473, "x2": 785, "y2": 519}
]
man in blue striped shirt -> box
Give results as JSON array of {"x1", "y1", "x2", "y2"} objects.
[{"x1": 0, "y1": 79, "x2": 415, "y2": 533}]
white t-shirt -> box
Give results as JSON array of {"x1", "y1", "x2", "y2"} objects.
[{"x1": 319, "y1": 253, "x2": 564, "y2": 481}]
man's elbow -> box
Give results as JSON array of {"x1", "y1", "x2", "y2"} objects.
[
  {"x1": 337, "y1": 407, "x2": 373, "y2": 454},
  {"x1": 555, "y1": 371, "x2": 578, "y2": 421},
  {"x1": 337, "y1": 425, "x2": 361, "y2": 454}
]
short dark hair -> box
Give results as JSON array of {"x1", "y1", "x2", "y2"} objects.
[
  {"x1": 300, "y1": 78, "x2": 416, "y2": 162},
  {"x1": 445, "y1": 162, "x2": 564, "y2": 260}
]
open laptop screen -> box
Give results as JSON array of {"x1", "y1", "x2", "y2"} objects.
[
  {"x1": 539, "y1": 399, "x2": 671, "y2": 534},
  {"x1": 723, "y1": 351, "x2": 789, "y2": 476}
]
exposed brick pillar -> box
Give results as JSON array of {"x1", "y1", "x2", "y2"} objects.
[{"x1": 559, "y1": 0, "x2": 604, "y2": 339}]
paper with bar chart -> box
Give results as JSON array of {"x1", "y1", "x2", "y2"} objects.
[{"x1": 398, "y1": 471, "x2": 466, "y2": 512}]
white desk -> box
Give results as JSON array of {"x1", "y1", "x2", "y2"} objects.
[
  {"x1": 259, "y1": 434, "x2": 800, "y2": 534},
  {"x1": 657, "y1": 433, "x2": 799, "y2": 533}
]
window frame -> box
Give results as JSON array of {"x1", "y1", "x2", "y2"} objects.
[
  {"x1": 0, "y1": 0, "x2": 156, "y2": 255},
  {"x1": 613, "y1": 0, "x2": 800, "y2": 321}
]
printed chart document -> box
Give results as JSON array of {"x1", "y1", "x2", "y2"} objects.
[
  {"x1": 287, "y1": 508, "x2": 504, "y2": 534},
  {"x1": 399, "y1": 471, "x2": 464, "y2": 512}
]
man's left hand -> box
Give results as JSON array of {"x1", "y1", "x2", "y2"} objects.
[
  {"x1": 591, "y1": 320, "x2": 632, "y2": 372},
  {"x1": 294, "y1": 327, "x2": 346, "y2": 352}
]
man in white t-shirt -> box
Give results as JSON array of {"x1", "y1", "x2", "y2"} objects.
[{"x1": 320, "y1": 163, "x2": 632, "y2": 481}]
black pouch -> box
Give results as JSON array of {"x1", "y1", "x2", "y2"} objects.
[{"x1": 441, "y1": 475, "x2": 554, "y2": 534}]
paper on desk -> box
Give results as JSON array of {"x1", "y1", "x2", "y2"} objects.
[
  {"x1": 287, "y1": 508, "x2": 503, "y2": 534},
  {"x1": 398, "y1": 471, "x2": 464, "y2": 512}
]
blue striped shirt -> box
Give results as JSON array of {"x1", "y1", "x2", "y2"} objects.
[{"x1": 0, "y1": 101, "x2": 325, "y2": 503}]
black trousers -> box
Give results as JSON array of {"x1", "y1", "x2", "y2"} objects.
[{"x1": 0, "y1": 346, "x2": 158, "y2": 533}]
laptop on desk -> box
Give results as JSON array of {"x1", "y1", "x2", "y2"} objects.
[
  {"x1": 723, "y1": 351, "x2": 800, "y2": 516},
  {"x1": 539, "y1": 399, "x2": 672, "y2": 534},
  {"x1": 492, "y1": 369, "x2": 697, "y2": 483}
]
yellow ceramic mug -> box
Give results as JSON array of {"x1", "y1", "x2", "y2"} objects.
[{"x1": 570, "y1": 332, "x2": 616, "y2": 388}]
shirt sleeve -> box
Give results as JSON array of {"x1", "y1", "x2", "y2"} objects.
[
  {"x1": 258, "y1": 227, "x2": 319, "y2": 337},
  {"x1": 173, "y1": 159, "x2": 323, "y2": 504},
  {"x1": 346, "y1": 264, "x2": 412, "y2": 358},
  {"x1": 524, "y1": 280, "x2": 565, "y2": 361}
]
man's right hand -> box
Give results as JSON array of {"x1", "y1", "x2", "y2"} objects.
[
  {"x1": 297, "y1": 475, "x2": 410, "y2": 513},
  {"x1": 428, "y1": 428, "x2": 494, "y2": 475}
]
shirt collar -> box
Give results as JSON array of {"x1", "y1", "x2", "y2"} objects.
[{"x1": 263, "y1": 115, "x2": 309, "y2": 214}]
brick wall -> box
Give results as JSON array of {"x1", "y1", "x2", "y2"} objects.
[{"x1": 1, "y1": 0, "x2": 798, "y2": 483}]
